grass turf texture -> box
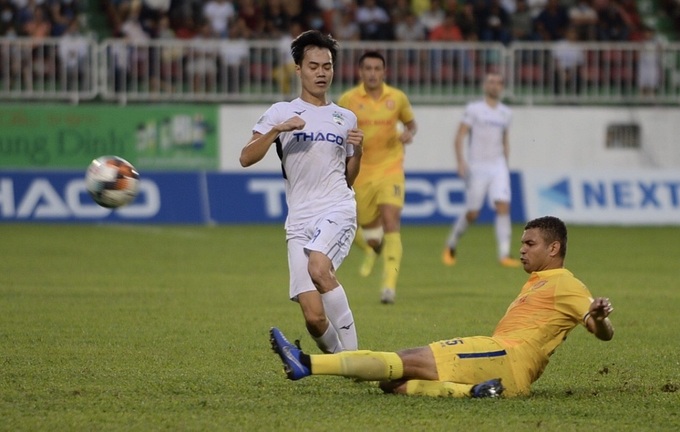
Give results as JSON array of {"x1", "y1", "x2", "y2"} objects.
[{"x1": 1, "y1": 224, "x2": 679, "y2": 431}]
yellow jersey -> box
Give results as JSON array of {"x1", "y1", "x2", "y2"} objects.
[
  {"x1": 338, "y1": 83, "x2": 415, "y2": 184},
  {"x1": 492, "y1": 268, "x2": 594, "y2": 384}
]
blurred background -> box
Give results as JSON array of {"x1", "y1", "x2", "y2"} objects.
[{"x1": 1, "y1": 0, "x2": 679, "y2": 226}]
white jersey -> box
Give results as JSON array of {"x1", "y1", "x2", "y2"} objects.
[
  {"x1": 253, "y1": 98, "x2": 358, "y2": 228},
  {"x1": 461, "y1": 99, "x2": 512, "y2": 165}
]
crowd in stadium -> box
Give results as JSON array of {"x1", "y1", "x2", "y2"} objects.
[{"x1": 0, "y1": 0, "x2": 677, "y2": 44}]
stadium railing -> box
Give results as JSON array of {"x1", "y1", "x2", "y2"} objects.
[{"x1": 1, "y1": 38, "x2": 679, "y2": 105}]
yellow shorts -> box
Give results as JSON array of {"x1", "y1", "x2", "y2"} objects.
[
  {"x1": 354, "y1": 172, "x2": 405, "y2": 226},
  {"x1": 429, "y1": 336, "x2": 530, "y2": 397}
]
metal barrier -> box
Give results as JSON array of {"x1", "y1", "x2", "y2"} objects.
[
  {"x1": 1, "y1": 38, "x2": 679, "y2": 104},
  {"x1": 0, "y1": 37, "x2": 97, "y2": 102}
]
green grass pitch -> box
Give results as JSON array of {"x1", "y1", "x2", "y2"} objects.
[{"x1": 1, "y1": 223, "x2": 679, "y2": 431}]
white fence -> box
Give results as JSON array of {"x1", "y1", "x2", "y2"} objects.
[{"x1": 1, "y1": 38, "x2": 679, "y2": 104}]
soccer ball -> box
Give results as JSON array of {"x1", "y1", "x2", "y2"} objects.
[{"x1": 85, "y1": 156, "x2": 140, "y2": 208}]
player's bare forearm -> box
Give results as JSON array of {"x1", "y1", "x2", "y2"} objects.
[
  {"x1": 240, "y1": 131, "x2": 277, "y2": 167},
  {"x1": 240, "y1": 116, "x2": 305, "y2": 167},
  {"x1": 401, "y1": 120, "x2": 417, "y2": 144},
  {"x1": 586, "y1": 297, "x2": 615, "y2": 341},
  {"x1": 346, "y1": 152, "x2": 361, "y2": 186}
]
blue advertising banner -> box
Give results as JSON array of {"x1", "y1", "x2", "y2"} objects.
[
  {"x1": 206, "y1": 172, "x2": 526, "y2": 224},
  {"x1": 0, "y1": 171, "x2": 526, "y2": 224},
  {"x1": 0, "y1": 171, "x2": 207, "y2": 223}
]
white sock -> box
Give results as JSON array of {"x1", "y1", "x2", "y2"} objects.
[
  {"x1": 446, "y1": 216, "x2": 469, "y2": 249},
  {"x1": 312, "y1": 324, "x2": 343, "y2": 354},
  {"x1": 321, "y1": 285, "x2": 358, "y2": 351},
  {"x1": 495, "y1": 213, "x2": 512, "y2": 259}
]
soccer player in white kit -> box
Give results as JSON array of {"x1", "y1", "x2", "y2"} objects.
[
  {"x1": 240, "y1": 30, "x2": 364, "y2": 353},
  {"x1": 442, "y1": 73, "x2": 521, "y2": 268}
]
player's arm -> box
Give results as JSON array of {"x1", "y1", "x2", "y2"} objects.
[
  {"x1": 345, "y1": 128, "x2": 364, "y2": 186},
  {"x1": 400, "y1": 119, "x2": 417, "y2": 145},
  {"x1": 585, "y1": 297, "x2": 614, "y2": 341},
  {"x1": 240, "y1": 116, "x2": 304, "y2": 167},
  {"x1": 502, "y1": 128, "x2": 510, "y2": 162},
  {"x1": 454, "y1": 122, "x2": 470, "y2": 178}
]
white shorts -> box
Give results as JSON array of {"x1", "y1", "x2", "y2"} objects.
[
  {"x1": 465, "y1": 160, "x2": 511, "y2": 212},
  {"x1": 286, "y1": 210, "x2": 357, "y2": 301}
]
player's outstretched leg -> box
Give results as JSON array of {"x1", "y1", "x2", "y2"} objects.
[{"x1": 269, "y1": 327, "x2": 310, "y2": 380}]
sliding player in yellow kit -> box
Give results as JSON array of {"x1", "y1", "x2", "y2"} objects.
[
  {"x1": 270, "y1": 216, "x2": 615, "y2": 398},
  {"x1": 338, "y1": 51, "x2": 417, "y2": 304}
]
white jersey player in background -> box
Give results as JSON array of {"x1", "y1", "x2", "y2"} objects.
[
  {"x1": 442, "y1": 73, "x2": 521, "y2": 268},
  {"x1": 240, "y1": 30, "x2": 364, "y2": 353}
]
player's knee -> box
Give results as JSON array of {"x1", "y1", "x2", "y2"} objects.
[
  {"x1": 307, "y1": 265, "x2": 336, "y2": 293},
  {"x1": 362, "y1": 226, "x2": 384, "y2": 244}
]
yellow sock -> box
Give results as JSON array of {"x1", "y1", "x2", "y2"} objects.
[
  {"x1": 382, "y1": 232, "x2": 402, "y2": 290},
  {"x1": 405, "y1": 380, "x2": 474, "y2": 398},
  {"x1": 311, "y1": 351, "x2": 404, "y2": 381}
]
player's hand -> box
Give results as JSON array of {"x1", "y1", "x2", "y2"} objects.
[
  {"x1": 589, "y1": 297, "x2": 613, "y2": 321},
  {"x1": 276, "y1": 116, "x2": 306, "y2": 133},
  {"x1": 400, "y1": 129, "x2": 414, "y2": 145},
  {"x1": 347, "y1": 128, "x2": 364, "y2": 148}
]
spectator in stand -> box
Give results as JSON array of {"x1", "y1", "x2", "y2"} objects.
[
  {"x1": 477, "y1": 0, "x2": 511, "y2": 44},
  {"x1": 568, "y1": 0, "x2": 598, "y2": 41},
  {"x1": 220, "y1": 16, "x2": 250, "y2": 92},
  {"x1": 419, "y1": 0, "x2": 446, "y2": 37},
  {"x1": 22, "y1": 4, "x2": 51, "y2": 38},
  {"x1": 156, "y1": 13, "x2": 182, "y2": 92},
  {"x1": 552, "y1": 25, "x2": 585, "y2": 94},
  {"x1": 119, "y1": 1, "x2": 150, "y2": 40},
  {"x1": 617, "y1": 0, "x2": 644, "y2": 41},
  {"x1": 428, "y1": 11, "x2": 463, "y2": 41},
  {"x1": 21, "y1": 4, "x2": 55, "y2": 90},
  {"x1": 49, "y1": 0, "x2": 80, "y2": 37},
  {"x1": 0, "y1": 0, "x2": 18, "y2": 36},
  {"x1": 334, "y1": 8, "x2": 361, "y2": 41},
  {"x1": 261, "y1": 0, "x2": 291, "y2": 38},
  {"x1": 395, "y1": 9, "x2": 427, "y2": 41},
  {"x1": 533, "y1": 0, "x2": 569, "y2": 40},
  {"x1": 526, "y1": 0, "x2": 547, "y2": 18},
  {"x1": 173, "y1": 13, "x2": 197, "y2": 39},
  {"x1": 637, "y1": 26, "x2": 662, "y2": 97},
  {"x1": 203, "y1": 0, "x2": 235, "y2": 38},
  {"x1": 272, "y1": 19, "x2": 303, "y2": 98},
  {"x1": 281, "y1": 0, "x2": 320, "y2": 31},
  {"x1": 444, "y1": 0, "x2": 477, "y2": 40},
  {"x1": 593, "y1": 0, "x2": 629, "y2": 41},
  {"x1": 511, "y1": 0, "x2": 535, "y2": 41},
  {"x1": 389, "y1": 0, "x2": 412, "y2": 23},
  {"x1": 185, "y1": 21, "x2": 218, "y2": 92},
  {"x1": 356, "y1": 0, "x2": 393, "y2": 40},
  {"x1": 236, "y1": 0, "x2": 263, "y2": 36},
  {"x1": 58, "y1": 18, "x2": 89, "y2": 89}
]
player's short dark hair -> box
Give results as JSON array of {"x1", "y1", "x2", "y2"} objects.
[
  {"x1": 290, "y1": 30, "x2": 338, "y2": 66},
  {"x1": 359, "y1": 51, "x2": 386, "y2": 67},
  {"x1": 525, "y1": 216, "x2": 568, "y2": 257}
]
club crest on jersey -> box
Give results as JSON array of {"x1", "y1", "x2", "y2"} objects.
[{"x1": 332, "y1": 112, "x2": 345, "y2": 126}]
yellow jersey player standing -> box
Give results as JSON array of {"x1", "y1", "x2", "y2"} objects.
[
  {"x1": 338, "y1": 51, "x2": 417, "y2": 305},
  {"x1": 270, "y1": 216, "x2": 615, "y2": 399}
]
